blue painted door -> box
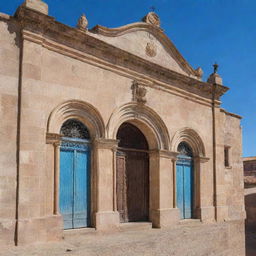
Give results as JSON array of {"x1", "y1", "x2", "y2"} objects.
[
  {"x1": 59, "y1": 139, "x2": 90, "y2": 229},
  {"x1": 176, "y1": 158, "x2": 193, "y2": 219}
]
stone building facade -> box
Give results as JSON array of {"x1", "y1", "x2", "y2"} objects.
[
  {"x1": 243, "y1": 157, "x2": 256, "y2": 227},
  {"x1": 0, "y1": 0, "x2": 245, "y2": 254}
]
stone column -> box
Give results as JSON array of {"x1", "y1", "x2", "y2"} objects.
[
  {"x1": 194, "y1": 156, "x2": 215, "y2": 222},
  {"x1": 93, "y1": 139, "x2": 119, "y2": 231},
  {"x1": 46, "y1": 133, "x2": 62, "y2": 216},
  {"x1": 150, "y1": 150, "x2": 180, "y2": 228}
]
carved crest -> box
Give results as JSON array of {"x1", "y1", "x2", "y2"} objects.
[
  {"x1": 144, "y1": 12, "x2": 160, "y2": 27},
  {"x1": 146, "y1": 42, "x2": 157, "y2": 57},
  {"x1": 131, "y1": 81, "x2": 147, "y2": 104},
  {"x1": 77, "y1": 14, "x2": 88, "y2": 31},
  {"x1": 195, "y1": 67, "x2": 203, "y2": 79}
]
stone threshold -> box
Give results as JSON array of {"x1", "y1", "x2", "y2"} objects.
[
  {"x1": 63, "y1": 227, "x2": 96, "y2": 237},
  {"x1": 119, "y1": 222, "x2": 152, "y2": 232},
  {"x1": 178, "y1": 219, "x2": 202, "y2": 226}
]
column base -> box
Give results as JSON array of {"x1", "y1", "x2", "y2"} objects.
[
  {"x1": 151, "y1": 208, "x2": 180, "y2": 228},
  {"x1": 17, "y1": 215, "x2": 63, "y2": 245},
  {"x1": 197, "y1": 206, "x2": 215, "y2": 223},
  {"x1": 215, "y1": 206, "x2": 229, "y2": 222},
  {"x1": 0, "y1": 219, "x2": 16, "y2": 246},
  {"x1": 95, "y1": 211, "x2": 119, "y2": 231}
]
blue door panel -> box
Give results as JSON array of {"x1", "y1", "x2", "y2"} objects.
[
  {"x1": 176, "y1": 164, "x2": 184, "y2": 219},
  {"x1": 59, "y1": 149, "x2": 74, "y2": 229},
  {"x1": 184, "y1": 164, "x2": 193, "y2": 219},
  {"x1": 176, "y1": 161, "x2": 193, "y2": 219},
  {"x1": 60, "y1": 141, "x2": 90, "y2": 229},
  {"x1": 73, "y1": 150, "x2": 90, "y2": 228}
]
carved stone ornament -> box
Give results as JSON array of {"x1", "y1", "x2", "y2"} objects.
[
  {"x1": 146, "y1": 42, "x2": 157, "y2": 57},
  {"x1": 77, "y1": 14, "x2": 88, "y2": 30},
  {"x1": 195, "y1": 67, "x2": 203, "y2": 79},
  {"x1": 144, "y1": 12, "x2": 160, "y2": 27},
  {"x1": 131, "y1": 81, "x2": 147, "y2": 104}
]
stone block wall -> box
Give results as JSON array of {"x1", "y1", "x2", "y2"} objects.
[{"x1": 0, "y1": 14, "x2": 20, "y2": 245}]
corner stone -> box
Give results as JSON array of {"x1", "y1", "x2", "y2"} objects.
[{"x1": 23, "y1": 0, "x2": 48, "y2": 15}]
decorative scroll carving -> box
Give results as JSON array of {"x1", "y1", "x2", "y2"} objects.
[
  {"x1": 195, "y1": 67, "x2": 203, "y2": 79},
  {"x1": 146, "y1": 42, "x2": 157, "y2": 57},
  {"x1": 143, "y1": 12, "x2": 160, "y2": 27},
  {"x1": 131, "y1": 80, "x2": 147, "y2": 104},
  {"x1": 77, "y1": 14, "x2": 88, "y2": 31}
]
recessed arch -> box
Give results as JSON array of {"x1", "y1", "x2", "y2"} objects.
[
  {"x1": 106, "y1": 103, "x2": 170, "y2": 150},
  {"x1": 47, "y1": 100, "x2": 105, "y2": 139},
  {"x1": 171, "y1": 127, "x2": 206, "y2": 157}
]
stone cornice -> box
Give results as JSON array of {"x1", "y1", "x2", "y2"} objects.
[{"x1": 15, "y1": 6, "x2": 229, "y2": 102}]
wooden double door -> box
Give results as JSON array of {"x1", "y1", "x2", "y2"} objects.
[
  {"x1": 116, "y1": 150, "x2": 149, "y2": 222},
  {"x1": 116, "y1": 122, "x2": 150, "y2": 223}
]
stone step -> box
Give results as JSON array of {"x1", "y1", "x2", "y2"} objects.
[
  {"x1": 64, "y1": 227, "x2": 96, "y2": 239},
  {"x1": 119, "y1": 222, "x2": 152, "y2": 232}
]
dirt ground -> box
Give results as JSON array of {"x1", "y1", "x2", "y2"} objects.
[{"x1": 0, "y1": 221, "x2": 246, "y2": 256}]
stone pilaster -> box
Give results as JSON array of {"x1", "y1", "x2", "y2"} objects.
[
  {"x1": 93, "y1": 139, "x2": 119, "y2": 230},
  {"x1": 150, "y1": 150, "x2": 179, "y2": 228}
]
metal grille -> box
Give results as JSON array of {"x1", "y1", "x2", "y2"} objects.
[
  {"x1": 178, "y1": 142, "x2": 193, "y2": 157},
  {"x1": 60, "y1": 119, "x2": 90, "y2": 140}
]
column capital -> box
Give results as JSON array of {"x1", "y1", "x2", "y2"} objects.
[
  {"x1": 46, "y1": 133, "x2": 61, "y2": 145},
  {"x1": 194, "y1": 156, "x2": 210, "y2": 163},
  {"x1": 93, "y1": 138, "x2": 119, "y2": 150},
  {"x1": 150, "y1": 149, "x2": 179, "y2": 160}
]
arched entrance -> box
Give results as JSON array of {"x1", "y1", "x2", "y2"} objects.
[
  {"x1": 176, "y1": 142, "x2": 194, "y2": 219},
  {"x1": 59, "y1": 119, "x2": 91, "y2": 229},
  {"x1": 116, "y1": 122, "x2": 149, "y2": 222}
]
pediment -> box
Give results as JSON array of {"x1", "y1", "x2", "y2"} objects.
[{"x1": 91, "y1": 21, "x2": 201, "y2": 79}]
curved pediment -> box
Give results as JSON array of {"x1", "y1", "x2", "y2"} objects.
[{"x1": 91, "y1": 18, "x2": 202, "y2": 79}]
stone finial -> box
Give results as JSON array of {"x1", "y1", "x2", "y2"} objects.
[
  {"x1": 131, "y1": 81, "x2": 147, "y2": 104},
  {"x1": 77, "y1": 14, "x2": 88, "y2": 31},
  {"x1": 207, "y1": 63, "x2": 223, "y2": 85},
  {"x1": 23, "y1": 0, "x2": 48, "y2": 15},
  {"x1": 143, "y1": 12, "x2": 160, "y2": 27},
  {"x1": 195, "y1": 67, "x2": 203, "y2": 79}
]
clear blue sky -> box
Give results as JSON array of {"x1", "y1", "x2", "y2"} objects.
[{"x1": 1, "y1": 0, "x2": 255, "y2": 156}]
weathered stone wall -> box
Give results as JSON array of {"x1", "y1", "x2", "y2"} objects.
[
  {"x1": 0, "y1": 15, "x2": 20, "y2": 245},
  {"x1": 222, "y1": 112, "x2": 245, "y2": 221}
]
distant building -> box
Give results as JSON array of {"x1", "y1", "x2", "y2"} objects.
[
  {"x1": 0, "y1": 0, "x2": 245, "y2": 255},
  {"x1": 244, "y1": 157, "x2": 256, "y2": 227},
  {"x1": 244, "y1": 157, "x2": 256, "y2": 177}
]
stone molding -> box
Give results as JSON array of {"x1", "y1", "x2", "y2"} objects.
[
  {"x1": 15, "y1": 6, "x2": 228, "y2": 103},
  {"x1": 150, "y1": 149, "x2": 179, "y2": 160},
  {"x1": 171, "y1": 127, "x2": 206, "y2": 157},
  {"x1": 20, "y1": 29, "x2": 215, "y2": 108},
  {"x1": 106, "y1": 102, "x2": 170, "y2": 150},
  {"x1": 93, "y1": 139, "x2": 119, "y2": 150},
  {"x1": 46, "y1": 133, "x2": 61, "y2": 145},
  {"x1": 47, "y1": 100, "x2": 105, "y2": 139},
  {"x1": 194, "y1": 156, "x2": 210, "y2": 163}
]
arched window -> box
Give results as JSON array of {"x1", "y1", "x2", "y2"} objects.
[{"x1": 60, "y1": 119, "x2": 90, "y2": 140}]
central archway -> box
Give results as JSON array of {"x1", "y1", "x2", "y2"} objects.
[{"x1": 116, "y1": 122, "x2": 149, "y2": 222}]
